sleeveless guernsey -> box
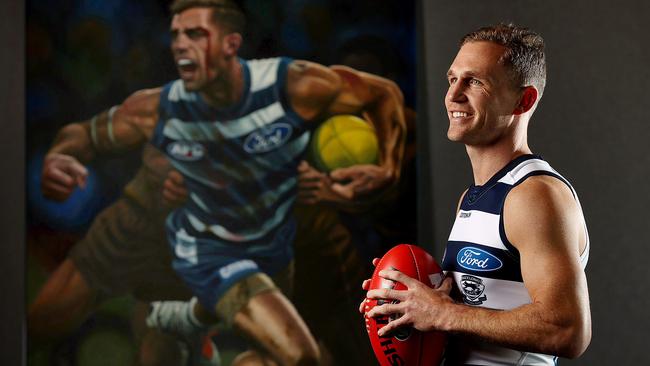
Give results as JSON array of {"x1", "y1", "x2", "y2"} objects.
[{"x1": 442, "y1": 154, "x2": 589, "y2": 366}]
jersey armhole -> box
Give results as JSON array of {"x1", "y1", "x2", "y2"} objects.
[
  {"x1": 150, "y1": 83, "x2": 174, "y2": 149},
  {"x1": 275, "y1": 57, "x2": 305, "y2": 128}
]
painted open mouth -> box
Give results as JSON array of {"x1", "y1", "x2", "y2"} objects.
[{"x1": 177, "y1": 58, "x2": 198, "y2": 73}]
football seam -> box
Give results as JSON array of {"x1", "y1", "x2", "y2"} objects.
[
  {"x1": 330, "y1": 120, "x2": 368, "y2": 168},
  {"x1": 407, "y1": 244, "x2": 422, "y2": 282}
]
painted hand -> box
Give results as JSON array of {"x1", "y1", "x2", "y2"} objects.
[
  {"x1": 41, "y1": 153, "x2": 88, "y2": 202},
  {"x1": 162, "y1": 170, "x2": 188, "y2": 207}
]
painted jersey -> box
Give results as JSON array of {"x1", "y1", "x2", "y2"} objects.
[
  {"x1": 151, "y1": 57, "x2": 310, "y2": 246},
  {"x1": 442, "y1": 154, "x2": 590, "y2": 366}
]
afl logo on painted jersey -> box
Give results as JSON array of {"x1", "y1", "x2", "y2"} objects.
[
  {"x1": 167, "y1": 141, "x2": 205, "y2": 161},
  {"x1": 457, "y1": 247, "x2": 503, "y2": 272},
  {"x1": 243, "y1": 123, "x2": 292, "y2": 153}
]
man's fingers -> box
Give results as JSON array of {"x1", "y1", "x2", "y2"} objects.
[
  {"x1": 329, "y1": 166, "x2": 356, "y2": 181},
  {"x1": 378, "y1": 269, "x2": 419, "y2": 288},
  {"x1": 366, "y1": 288, "x2": 407, "y2": 302},
  {"x1": 359, "y1": 298, "x2": 369, "y2": 314},
  {"x1": 438, "y1": 276, "x2": 453, "y2": 294},
  {"x1": 164, "y1": 178, "x2": 188, "y2": 196},
  {"x1": 367, "y1": 301, "x2": 403, "y2": 319},
  {"x1": 42, "y1": 181, "x2": 74, "y2": 201},
  {"x1": 44, "y1": 168, "x2": 76, "y2": 187},
  {"x1": 361, "y1": 278, "x2": 372, "y2": 290},
  {"x1": 58, "y1": 160, "x2": 88, "y2": 180},
  {"x1": 377, "y1": 315, "x2": 409, "y2": 337},
  {"x1": 168, "y1": 170, "x2": 184, "y2": 184},
  {"x1": 331, "y1": 182, "x2": 355, "y2": 200},
  {"x1": 76, "y1": 173, "x2": 87, "y2": 189}
]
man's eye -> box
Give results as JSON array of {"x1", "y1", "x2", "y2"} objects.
[
  {"x1": 448, "y1": 77, "x2": 457, "y2": 85},
  {"x1": 469, "y1": 78, "x2": 482, "y2": 86},
  {"x1": 187, "y1": 30, "x2": 206, "y2": 39}
]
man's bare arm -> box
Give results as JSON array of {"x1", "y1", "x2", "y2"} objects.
[
  {"x1": 367, "y1": 176, "x2": 591, "y2": 358},
  {"x1": 42, "y1": 88, "x2": 161, "y2": 201},
  {"x1": 288, "y1": 61, "x2": 406, "y2": 203}
]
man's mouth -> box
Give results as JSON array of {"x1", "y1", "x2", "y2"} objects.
[
  {"x1": 451, "y1": 111, "x2": 471, "y2": 118},
  {"x1": 177, "y1": 58, "x2": 198, "y2": 74}
]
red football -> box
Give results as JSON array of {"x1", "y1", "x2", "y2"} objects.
[{"x1": 364, "y1": 244, "x2": 446, "y2": 366}]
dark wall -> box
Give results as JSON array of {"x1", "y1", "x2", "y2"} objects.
[
  {"x1": 418, "y1": 0, "x2": 650, "y2": 364},
  {"x1": 0, "y1": 0, "x2": 25, "y2": 363}
]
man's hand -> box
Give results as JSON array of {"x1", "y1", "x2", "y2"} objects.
[
  {"x1": 162, "y1": 170, "x2": 188, "y2": 207},
  {"x1": 41, "y1": 153, "x2": 88, "y2": 202},
  {"x1": 365, "y1": 269, "x2": 455, "y2": 336},
  {"x1": 359, "y1": 258, "x2": 381, "y2": 314},
  {"x1": 330, "y1": 164, "x2": 393, "y2": 200},
  {"x1": 298, "y1": 160, "x2": 394, "y2": 207}
]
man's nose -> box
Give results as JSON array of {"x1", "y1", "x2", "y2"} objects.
[
  {"x1": 446, "y1": 82, "x2": 466, "y2": 103},
  {"x1": 172, "y1": 34, "x2": 189, "y2": 52}
]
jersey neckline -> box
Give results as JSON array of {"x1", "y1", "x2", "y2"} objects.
[
  {"x1": 466, "y1": 154, "x2": 543, "y2": 204},
  {"x1": 195, "y1": 57, "x2": 251, "y2": 120}
]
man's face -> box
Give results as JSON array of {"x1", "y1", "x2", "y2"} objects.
[
  {"x1": 170, "y1": 7, "x2": 224, "y2": 91},
  {"x1": 445, "y1": 41, "x2": 521, "y2": 146}
]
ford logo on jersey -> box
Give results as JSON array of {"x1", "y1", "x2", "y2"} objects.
[
  {"x1": 243, "y1": 123, "x2": 292, "y2": 153},
  {"x1": 457, "y1": 247, "x2": 503, "y2": 272},
  {"x1": 167, "y1": 141, "x2": 205, "y2": 161}
]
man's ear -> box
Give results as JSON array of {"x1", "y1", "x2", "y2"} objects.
[
  {"x1": 513, "y1": 86, "x2": 538, "y2": 115},
  {"x1": 222, "y1": 32, "x2": 242, "y2": 56}
]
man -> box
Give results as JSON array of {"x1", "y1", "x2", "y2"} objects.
[
  {"x1": 364, "y1": 23, "x2": 591, "y2": 364},
  {"x1": 37, "y1": 1, "x2": 405, "y2": 365}
]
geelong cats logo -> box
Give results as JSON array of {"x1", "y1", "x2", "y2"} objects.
[
  {"x1": 243, "y1": 123, "x2": 292, "y2": 153},
  {"x1": 460, "y1": 275, "x2": 487, "y2": 305}
]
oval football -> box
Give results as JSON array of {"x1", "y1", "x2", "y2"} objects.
[{"x1": 364, "y1": 244, "x2": 446, "y2": 366}]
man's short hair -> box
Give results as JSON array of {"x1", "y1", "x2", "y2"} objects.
[
  {"x1": 461, "y1": 23, "x2": 546, "y2": 97},
  {"x1": 170, "y1": 0, "x2": 245, "y2": 35}
]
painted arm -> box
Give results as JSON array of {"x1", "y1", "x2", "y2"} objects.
[
  {"x1": 41, "y1": 88, "x2": 161, "y2": 201},
  {"x1": 366, "y1": 176, "x2": 591, "y2": 358},
  {"x1": 288, "y1": 61, "x2": 406, "y2": 206}
]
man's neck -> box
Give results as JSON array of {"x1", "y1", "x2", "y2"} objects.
[
  {"x1": 466, "y1": 139, "x2": 532, "y2": 186},
  {"x1": 200, "y1": 58, "x2": 243, "y2": 109}
]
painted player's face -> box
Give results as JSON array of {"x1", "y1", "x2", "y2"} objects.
[
  {"x1": 445, "y1": 41, "x2": 522, "y2": 146},
  {"x1": 170, "y1": 7, "x2": 226, "y2": 91}
]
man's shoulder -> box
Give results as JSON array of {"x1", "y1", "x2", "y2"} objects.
[
  {"x1": 122, "y1": 87, "x2": 164, "y2": 116},
  {"x1": 505, "y1": 174, "x2": 579, "y2": 235},
  {"x1": 509, "y1": 174, "x2": 573, "y2": 204}
]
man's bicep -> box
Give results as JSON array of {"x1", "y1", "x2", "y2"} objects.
[
  {"x1": 286, "y1": 61, "x2": 344, "y2": 121},
  {"x1": 505, "y1": 177, "x2": 590, "y2": 321},
  {"x1": 94, "y1": 88, "x2": 161, "y2": 151}
]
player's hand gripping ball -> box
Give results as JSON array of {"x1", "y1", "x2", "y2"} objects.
[
  {"x1": 307, "y1": 114, "x2": 379, "y2": 172},
  {"x1": 364, "y1": 244, "x2": 447, "y2": 366}
]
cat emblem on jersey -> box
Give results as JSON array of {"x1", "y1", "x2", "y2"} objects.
[
  {"x1": 460, "y1": 275, "x2": 487, "y2": 305},
  {"x1": 243, "y1": 123, "x2": 293, "y2": 153}
]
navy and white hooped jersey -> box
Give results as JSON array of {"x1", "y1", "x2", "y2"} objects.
[
  {"x1": 442, "y1": 154, "x2": 590, "y2": 366},
  {"x1": 151, "y1": 57, "x2": 310, "y2": 245}
]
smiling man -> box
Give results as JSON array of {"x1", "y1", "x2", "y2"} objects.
[
  {"x1": 37, "y1": 0, "x2": 405, "y2": 365},
  {"x1": 365, "y1": 23, "x2": 591, "y2": 365}
]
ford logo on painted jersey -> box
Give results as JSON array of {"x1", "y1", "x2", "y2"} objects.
[
  {"x1": 167, "y1": 141, "x2": 205, "y2": 161},
  {"x1": 243, "y1": 123, "x2": 292, "y2": 153},
  {"x1": 457, "y1": 247, "x2": 503, "y2": 272}
]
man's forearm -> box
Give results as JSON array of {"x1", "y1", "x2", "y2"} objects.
[
  {"x1": 48, "y1": 122, "x2": 96, "y2": 163},
  {"x1": 365, "y1": 90, "x2": 406, "y2": 180},
  {"x1": 445, "y1": 301, "x2": 585, "y2": 358}
]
